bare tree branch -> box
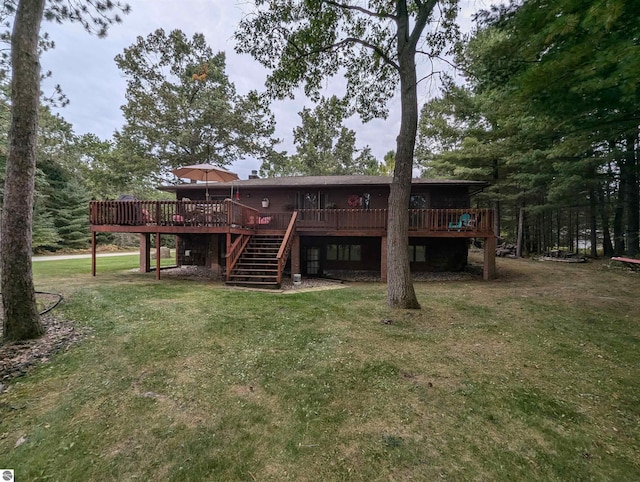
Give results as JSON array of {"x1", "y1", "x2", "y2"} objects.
[
  {"x1": 320, "y1": 0, "x2": 396, "y2": 20},
  {"x1": 292, "y1": 36, "x2": 400, "y2": 71}
]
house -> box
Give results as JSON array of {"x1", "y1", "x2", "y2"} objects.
[{"x1": 89, "y1": 174, "x2": 496, "y2": 287}]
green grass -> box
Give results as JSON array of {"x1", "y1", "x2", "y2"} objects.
[{"x1": 1, "y1": 256, "x2": 639, "y2": 480}]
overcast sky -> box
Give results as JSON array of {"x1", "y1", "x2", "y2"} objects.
[{"x1": 40, "y1": 0, "x2": 486, "y2": 179}]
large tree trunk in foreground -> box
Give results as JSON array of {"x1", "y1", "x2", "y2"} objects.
[
  {"x1": 386, "y1": 1, "x2": 423, "y2": 309},
  {"x1": 1, "y1": 0, "x2": 46, "y2": 341}
]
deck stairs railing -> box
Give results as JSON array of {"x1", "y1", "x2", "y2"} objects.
[
  {"x1": 226, "y1": 234, "x2": 284, "y2": 288},
  {"x1": 226, "y1": 212, "x2": 297, "y2": 289}
]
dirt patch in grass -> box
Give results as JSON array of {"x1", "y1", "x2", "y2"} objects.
[{"x1": 0, "y1": 312, "x2": 84, "y2": 391}]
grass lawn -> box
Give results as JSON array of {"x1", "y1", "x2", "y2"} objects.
[{"x1": 1, "y1": 255, "x2": 639, "y2": 480}]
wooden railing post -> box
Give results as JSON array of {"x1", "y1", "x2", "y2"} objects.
[
  {"x1": 91, "y1": 231, "x2": 96, "y2": 276},
  {"x1": 276, "y1": 211, "x2": 298, "y2": 285}
]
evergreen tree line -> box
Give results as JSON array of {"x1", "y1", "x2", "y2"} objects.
[
  {"x1": 416, "y1": 0, "x2": 639, "y2": 257},
  {"x1": 0, "y1": 89, "x2": 165, "y2": 252}
]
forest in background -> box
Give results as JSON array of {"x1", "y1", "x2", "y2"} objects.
[
  {"x1": 1, "y1": 0, "x2": 638, "y2": 257},
  {"x1": 417, "y1": 0, "x2": 639, "y2": 257}
]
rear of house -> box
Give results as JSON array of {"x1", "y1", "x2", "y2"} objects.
[{"x1": 90, "y1": 174, "x2": 496, "y2": 287}]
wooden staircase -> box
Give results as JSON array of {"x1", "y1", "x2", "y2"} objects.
[{"x1": 226, "y1": 234, "x2": 285, "y2": 289}]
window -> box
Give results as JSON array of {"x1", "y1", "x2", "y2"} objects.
[
  {"x1": 409, "y1": 195, "x2": 427, "y2": 209},
  {"x1": 408, "y1": 245, "x2": 426, "y2": 262},
  {"x1": 327, "y1": 244, "x2": 361, "y2": 261}
]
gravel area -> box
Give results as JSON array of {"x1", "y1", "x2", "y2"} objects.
[{"x1": 159, "y1": 265, "x2": 483, "y2": 289}]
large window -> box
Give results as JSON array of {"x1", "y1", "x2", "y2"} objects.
[
  {"x1": 326, "y1": 244, "x2": 362, "y2": 261},
  {"x1": 408, "y1": 244, "x2": 426, "y2": 262}
]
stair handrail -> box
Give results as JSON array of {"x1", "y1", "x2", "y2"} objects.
[
  {"x1": 225, "y1": 233, "x2": 251, "y2": 279},
  {"x1": 276, "y1": 211, "x2": 298, "y2": 285}
]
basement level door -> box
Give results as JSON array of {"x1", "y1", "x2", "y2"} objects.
[{"x1": 305, "y1": 247, "x2": 320, "y2": 275}]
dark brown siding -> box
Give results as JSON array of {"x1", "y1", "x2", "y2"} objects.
[
  {"x1": 409, "y1": 238, "x2": 468, "y2": 272},
  {"x1": 299, "y1": 236, "x2": 381, "y2": 275}
]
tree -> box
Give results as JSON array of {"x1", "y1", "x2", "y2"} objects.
[
  {"x1": 1, "y1": 0, "x2": 129, "y2": 342},
  {"x1": 417, "y1": 0, "x2": 639, "y2": 256},
  {"x1": 76, "y1": 133, "x2": 161, "y2": 199},
  {"x1": 39, "y1": 158, "x2": 91, "y2": 249},
  {"x1": 115, "y1": 28, "x2": 277, "y2": 178},
  {"x1": 292, "y1": 96, "x2": 355, "y2": 175},
  {"x1": 236, "y1": 0, "x2": 459, "y2": 309},
  {"x1": 2, "y1": 0, "x2": 48, "y2": 340},
  {"x1": 262, "y1": 95, "x2": 381, "y2": 176}
]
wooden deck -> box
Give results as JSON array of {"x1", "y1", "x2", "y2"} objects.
[
  {"x1": 89, "y1": 200, "x2": 497, "y2": 282},
  {"x1": 90, "y1": 200, "x2": 495, "y2": 238}
]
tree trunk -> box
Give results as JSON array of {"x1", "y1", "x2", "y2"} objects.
[
  {"x1": 386, "y1": 1, "x2": 428, "y2": 309},
  {"x1": 589, "y1": 185, "x2": 598, "y2": 257},
  {"x1": 597, "y1": 183, "x2": 615, "y2": 257},
  {"x1": 1, "y1": 0, "x2": 46, "y2": 341},
  {"x1": 625, "y1": 133, "x2": 639, "y2": 257},
  {"x1": 575, "y1": 211, "x2": 580, "y2": 254},
  {"x1": 516, "y1": 206, "x2": 524, "y2": 257},
  {"x1": 568, "y1": 208, "x2": 574, "y2": 252},
  {"x1": 492, "y1": 159, "x2": 500, "y2": 237},
  {"x1": 613, "y1": 153, "x2": 627, "y2": 256},
  {"x1": 556, "y1": 209, "x2": 561, "y2": 249}
]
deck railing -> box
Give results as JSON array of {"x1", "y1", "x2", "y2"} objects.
[
  {"x1": 89, "y1": 199, "x2": 257, "y2": 228},
  {"x1": 90, "y1": 200, "x2": 494, "y2": 236},
  {"x1": 295, "y1": 208, "x2": 388, "y2": 231},
  {"x1": 276, "y1": 212, "x2": 298, "y2": 285},
  {"x1": 409, "y1": 208, "x2": 494, "y2": 234}
]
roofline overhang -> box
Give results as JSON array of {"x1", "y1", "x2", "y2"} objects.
[{"x1": 157, "y1": 176, "x2": 490, "y2": 193}]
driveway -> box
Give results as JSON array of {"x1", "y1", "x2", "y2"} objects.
[{"x1": 32, "y1": 251, "x2": 138, "y2": 262}]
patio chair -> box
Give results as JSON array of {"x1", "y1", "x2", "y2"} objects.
[
  {"x1": 448, "y1": 213, "x2": 472, "y2": 231},
  {"x1": 181, "y1": 197, "x2": 201, "y2": 225}
]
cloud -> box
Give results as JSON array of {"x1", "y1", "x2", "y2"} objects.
[{"x1": 39, "y1": 0, "x2": 483, "y2": 180}]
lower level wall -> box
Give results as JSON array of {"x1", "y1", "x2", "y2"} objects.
[
  {"x1": 298, "y1": 235, "x2": 468, "y2": 276},
  {"x1": 409, "y1": 237, "x2": 468, "y2": 272},
  {"x1": 176, "y1": 234, "x2": 224, "y2": 277},
  {"x1": 174, "y1": 233, "x2": 469, "y2": 278}
]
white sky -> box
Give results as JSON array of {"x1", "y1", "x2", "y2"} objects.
[{"x1": 40, "y1": 0, "x2": 487, "y2": 179}]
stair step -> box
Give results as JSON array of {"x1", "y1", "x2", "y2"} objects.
[
  {"x1": 227, "y1": 233, "x2": 286, "y2": 289},
  {"x1": 240, "y1": 256, "x2": 277, "y2": 260},
  {"x1": 233, "y1": 269, "x2": 279, "y2": 274},
  {"x1": 226, "y1": 281, "x2": 281, "y2": 289},
  {"x1": 232, "y1": 275, "x2": 278, "y2": 279},
  {"x1": 235, "y1": 264, "x2": 278, "y2": 268},
  {"x1": 236, "y1": 261, "x2": 278, "y2": 268}
]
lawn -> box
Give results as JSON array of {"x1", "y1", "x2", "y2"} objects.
[{"x1": 1, "y1": 255, "x2": 639, "y2": 480}]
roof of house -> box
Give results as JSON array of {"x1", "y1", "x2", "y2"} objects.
[{"x1": 158, "y1": 175, "x2": 489, "y2": 192}]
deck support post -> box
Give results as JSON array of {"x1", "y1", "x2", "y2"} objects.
[
  {"x1": 380, "y1": 235, "x2": 388, "y2": 282},
  {"x1": 291, "y1": 235, "x2": 301, "y2": 280},
  {"x1": 91, "y1": 231, "x2": 96, "y2": 276},
  {"x1": 483, "y1": 236, "x2": 496, "y2": 280},
  {"x1": 140, "y1": 233, "x2": 151, "y2": 272},
  {"x1": 156, "y1": 233, "x2": 161, "y2": 280},
  {"x1": 207, "y1": 235, "x2": 221, "y2": 278}
]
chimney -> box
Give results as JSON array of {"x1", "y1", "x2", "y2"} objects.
[{"x1": 248, "y1": 169, "x2": 259, "y2": 180}]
